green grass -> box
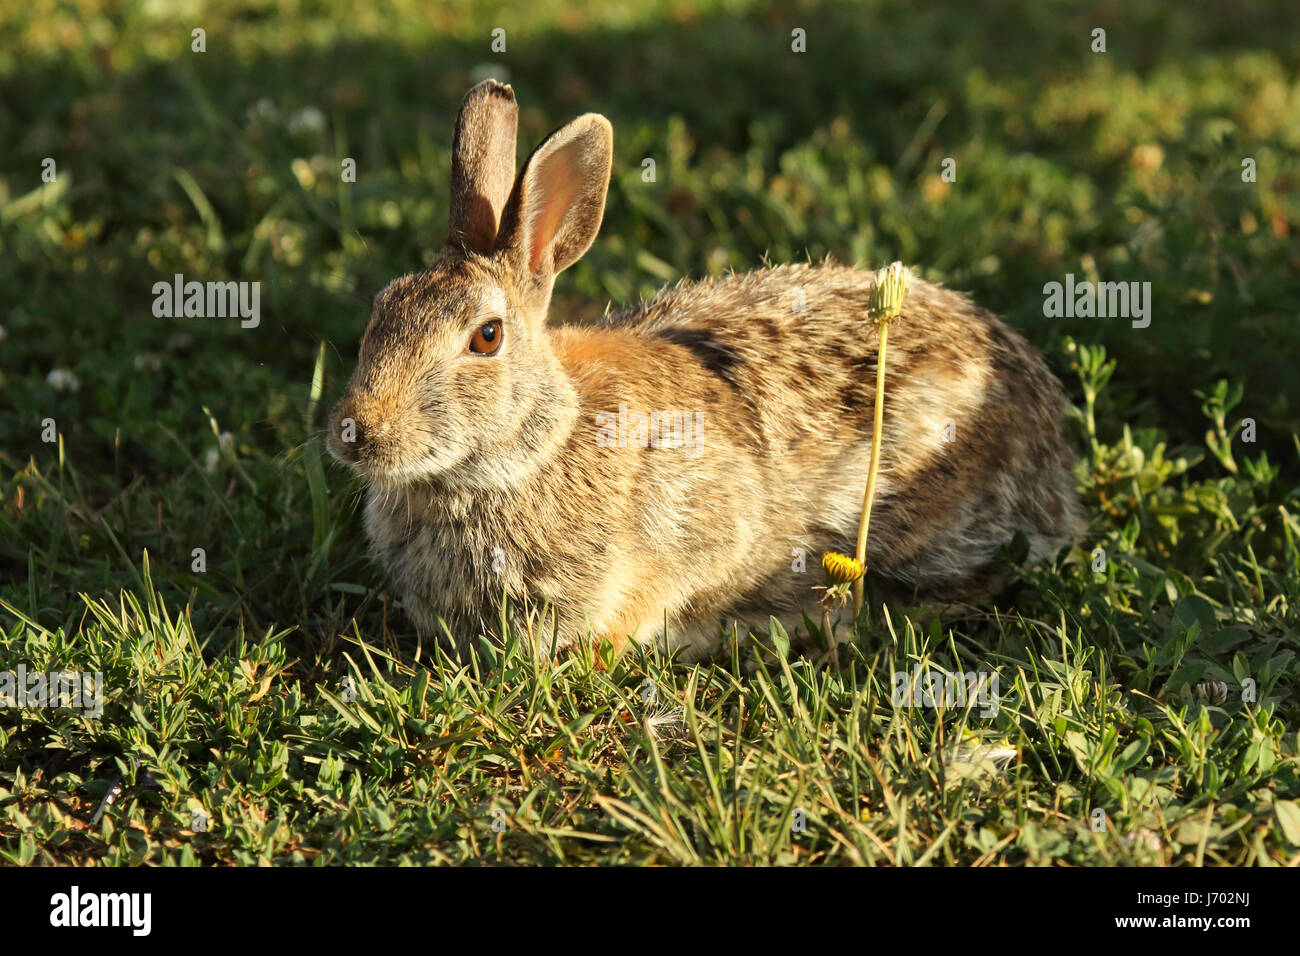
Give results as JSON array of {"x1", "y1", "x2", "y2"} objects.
[{"x1": 2, "y1": 0, "x2": 1300, "y2": 865}]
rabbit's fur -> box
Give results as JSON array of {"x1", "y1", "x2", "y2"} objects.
[{"x1": 328, "y1": 80, "x2": 1081, "y2": 659}]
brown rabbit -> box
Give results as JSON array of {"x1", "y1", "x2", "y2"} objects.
[{"x1": 327, "y1": 80, "x2": 1081, "y2": 660}]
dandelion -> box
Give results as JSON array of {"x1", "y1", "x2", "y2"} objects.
[
  {"x1": 816, "y1": 551, "x2": 863, "y2": 666},
  {"x1": 943, "y1": 735, "x2": 1019, "y2": 772},
  {"x1": 852, "y1": 261, "x2": 909, "y2": 617},
  {"x1": 822, "y1": 551, "x2": 864, "y2": 584},
  {"x1": 644, "y1": 703, "x2": 687, "y2": 741}
]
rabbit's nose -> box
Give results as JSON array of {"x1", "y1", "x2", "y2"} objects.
[{"x1": 328, "y1": 405, "x2": 369, "y2": 464}]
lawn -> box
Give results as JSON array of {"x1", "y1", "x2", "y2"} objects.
[{"x1": 2, "y1": 0, "x2": 1299, "y2": 865}]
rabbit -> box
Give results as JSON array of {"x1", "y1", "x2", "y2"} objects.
[{"x1": 326, "y1": 79, "x2": 1082, "y2": 661}]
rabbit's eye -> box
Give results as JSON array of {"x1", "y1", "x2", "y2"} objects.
[{"x1": 469, "y1": 320, "x2": 504, "y2": 356}]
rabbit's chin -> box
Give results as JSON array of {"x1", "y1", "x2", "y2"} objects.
[{"x1": 355, "y1": 451, "x2": 463, "y2": 489}]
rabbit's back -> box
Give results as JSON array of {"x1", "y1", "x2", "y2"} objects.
[{"x1": 607, "y1": 262, "x2": 1081, "y2": 605}]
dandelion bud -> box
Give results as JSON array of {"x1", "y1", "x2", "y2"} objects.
[{"x1": 868, "y1": 261, "x2": 909, "y2": 325}]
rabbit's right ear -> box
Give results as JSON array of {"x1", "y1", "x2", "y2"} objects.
[
  {"x1": 494, "y1": 113, "x2": 613, "y2": 280},
  {"x1": 447, "y1": 80, "x2": 518, "y2": 254}
]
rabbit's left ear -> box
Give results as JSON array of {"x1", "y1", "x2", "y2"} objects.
[{"x1": 495, "y1": 113, "x2": 613, "y2": 278}]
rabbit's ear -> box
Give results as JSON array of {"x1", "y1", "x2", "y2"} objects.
[
  {"x1": 495, "y1": 113, "x2": 613, "y2": 277},
  {"x1": 448, "y1": 80, "x2": 518, "y2": 254}
]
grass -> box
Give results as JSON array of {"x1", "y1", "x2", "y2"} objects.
[{"x1": 2, "y1": 0, "x2": 1299, "y2": 865}]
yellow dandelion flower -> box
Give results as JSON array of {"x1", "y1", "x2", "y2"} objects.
[{"x1": 822, "y1": 551, "x2": 865, "y2": 584}]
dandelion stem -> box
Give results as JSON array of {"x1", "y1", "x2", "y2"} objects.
[
  {"x1": 822, "y1": 606, "x2": 837, "y2": 668},
  {"x1": 853, "y1": 321, "x2": 889, "y2": 618}
]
